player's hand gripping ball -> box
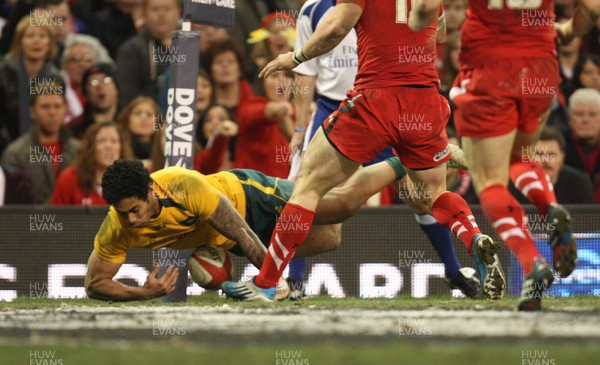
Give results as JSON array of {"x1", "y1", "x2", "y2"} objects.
[{"x1": 189, "y1": 245, "x2": 234, "y2": 290}]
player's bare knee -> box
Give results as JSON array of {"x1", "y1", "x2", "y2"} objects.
[
  {"x1": 403, "y1": 194, "x2": 429, "y2": 214},
  {"x1": 298, "y1": 172, "x2": 336, "y2": 198}
]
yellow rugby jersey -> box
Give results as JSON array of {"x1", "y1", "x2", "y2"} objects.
[{"x1": 94, "y1": 167, "x2": 246, "y2": 264}]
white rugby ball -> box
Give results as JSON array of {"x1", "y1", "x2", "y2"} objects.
[{"x1": 189, "y1": 245, "x2": 234, "y2": 290}]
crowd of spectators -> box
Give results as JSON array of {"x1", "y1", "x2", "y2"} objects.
[{"x1": 0, "y1": 0, "x2": 597, "y2": 207}]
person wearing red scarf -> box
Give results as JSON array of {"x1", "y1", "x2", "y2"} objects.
[{"x1": 564, "y1": 88, "x2": 600, "y2": 202}]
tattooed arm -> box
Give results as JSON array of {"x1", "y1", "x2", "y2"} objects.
[{"x1": 208, "y1": 194, "x2": 266, "y2": 269}]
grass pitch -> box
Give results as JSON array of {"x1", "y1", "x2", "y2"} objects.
[
  {"x1": 1, "y1": 293, "x2": 599, "y2": 311},
  {"x1": 1, "y1": 295, "x2": 599, "y2": 365},
  {"x1": 2, "y1": 340, "x2": 600, "y2": 365}
]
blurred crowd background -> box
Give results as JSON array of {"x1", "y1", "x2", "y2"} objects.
[{"x1": 0, "y1": 0, "x2": 598, "y2": 207}]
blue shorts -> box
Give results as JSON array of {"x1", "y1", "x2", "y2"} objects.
[{"x1": 307, "y1": 95, "x2": 394, "y2": 166}]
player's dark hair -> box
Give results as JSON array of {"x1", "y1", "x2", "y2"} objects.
[{"x1": 101, "y1": 159, "x2": 152, "y2": 205}]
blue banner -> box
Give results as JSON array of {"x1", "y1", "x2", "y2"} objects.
[{"x1": 509, "y1": 233, "x2": 600, "y2": 296}]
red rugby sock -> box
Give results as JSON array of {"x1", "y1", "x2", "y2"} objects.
[
  {"x1": 431, "y1": 191, "x2": 481, "y2": 254},
  {"x1": 509, "y1": 159, "x2": 557, "y2": 216},
  {"x1": 479, "y1": 184, "x2": 540, "y2": 274},
  {"x1": 254, "y1": 203, "x2": 315, "y2": 288}
]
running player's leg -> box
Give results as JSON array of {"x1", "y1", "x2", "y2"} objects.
[
  {"x1": 464, "y1": 133, "x2": 554, "y2": 308},
  {"x1": 453, "y1": 62, "x2": 551, "y2": 303},
  {"x1": 314, "y1": 157, "x2": 404, "y2": 224},
  {"x1": 252, "y1": 129, "x2": 360, "y2": 289},
  {"x1": 407, "y1": 163, "x2": 504, "y2": 299},
  {"x1": 286, "y1": 120, "x2": 315, "y2": 291},
  {"x1": 288, "y1": 97, "x2": 340, "y2": 292},
  {"x1": 407, "y1": 165, "x2": 472, "y2": 248},
  {"x1": 399, "y1": 179, "x2": 458, "y2": 274},
  {"x1": 509, "y1": 126, "x2": 576, "y2": 279},
  {"x1": 402, "y1": 181, "x2": 458, "y2": 274},
  {"x1": 399, "y1": 178, "x2": 481, "y2": 299},
  {"x1": 509, "y1": 122, "x2": 557, "y2": 216},
  {"x1": 463, "y1": 132, "x2": 544, "y2": 274}
]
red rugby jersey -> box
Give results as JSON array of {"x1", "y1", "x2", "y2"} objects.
[
  {"x1": 338, "y1": 0, "x2": 441, "y2": 89},
  {"x1": 460, "y1": 0, "x2": 557, "y2": 67}
]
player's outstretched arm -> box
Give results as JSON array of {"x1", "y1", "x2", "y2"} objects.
[
  {"x1": 85, "y1": 251, "x2": 178, "y2": 301},
  {"x1": 556, "y1": 0, "x2": 600, "y2": 43},
  {"x1": 436, "y1": 11, "x2": 447, "y2": 44},
  {"x1": 208, "y1": 194, "x2": 267, "y2": 269},
  {"x1": 259, "y1": 3, "x2": 362, "y2": 79},
  {"x1": 409, "y1": 0, "x2": 444, "y2": 32}
]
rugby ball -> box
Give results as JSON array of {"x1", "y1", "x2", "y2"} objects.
[{"x1": 189, "y1": 245, "x2": 233, "y2": 290}]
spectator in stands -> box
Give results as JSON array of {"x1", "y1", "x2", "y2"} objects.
[
  {"x1": 0, "y1": 0, "x2": 83, "y2": 56},
  {"x1": 0, "y1": 0, "x2": 34, "y2": 55},
  {"x1": 116, "y1": 0, "x2": 181, "y2": 109},
  {"x1": 89, "y1": 0, "x2": 142, "y2": 59},
  {"x1": 580, "y1": 16, "x2": 600, "y2": 56},
  {"x1": 564, "y1": 88, "x2": 600, "y2": 197},
  {"x1": 51, "y1": 121, "x2": 132, "y2": 206},
  {"x1": 194, "y1": 104, "x2": 238, "y2": 174},
  {"x1": 0, "y1": 164, "x2": 36, "y2": 205},
  {"x1": 117, "y1": 96, "x2": 162, "y2": 168},
  {"x1": 435, "y1": 0, "x2": 465, "y2": 76},
  {"x1": 534, "y1": 126, "x2": 594, "y2": 204},
  {"x1": 226, "y1": 0, "x2": 299, "y2": 60},
  {"x1": 39, "y1": 0, "x2": 75, "y2": 55},
  {"x1": 547, "y1": 16, "x2": 582, "y2": 136},
  {"x1": 204, "y1": 39, "x2": 254, "y2": 118},
  {"x1": 247, "y1": 12, "x2": 295, "y2": 81},
  {"x1": 60, "y1": 34, "x2": 113, "y2": 125},
  {"x1": 233, "y1": 70, "x2": 294, "y2": 178},
  {"x1": 196, "y1": 71, "x2": 214, "y2": 123},
  {"x1": 68, "y1": 63, "x2": 119, "y2": 138},
  {"x1": 197, "y1": 24, "x2": 229, "y2": 68},
  {"x1": 0, "y1": 15, "x2": 62, "y2": 153},
  {"x1": 1, "y1": 80, "x2": 79, "y2": 204},
  {"x1": 440, "y1": 30, "x2": 460, "y2": 98},
  {"x1": 443, "y1": 0, "x2": 466, "y2": 32},
  {"x1": 557, "y1": 18, "x2": 583, "y2": 97},
  {"x1": 205, "y1": 40, "x2": 254, "y2": 162},
  {"x1": 572, "y1": 54, "x2": 600, "y2": 93}
]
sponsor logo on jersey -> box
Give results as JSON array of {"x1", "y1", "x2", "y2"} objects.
[{"x1": 433, "y1": 145, "x2": 450, "y2": 162}]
